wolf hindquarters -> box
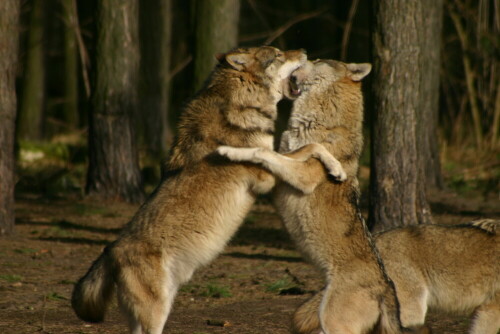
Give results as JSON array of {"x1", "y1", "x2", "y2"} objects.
[{"x1": 72, "y1": 249, "x2": 115, "y2": 323}]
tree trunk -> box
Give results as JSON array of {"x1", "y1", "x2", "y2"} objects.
[
  {"x1": 0, "y1": 0, "x2": 20, "y2": 236},
  {"x1": 418, "y1": 0, "x2": 444, "y2": 189},
  {"x1": 18, "y1": 0, "x2": 45, "y2": 141},
  {"x1": 61, "y1": 0, "x2": 79, "y2": 130},
  {"x1": 86, "y1": 0, "x2": 144, "y2": 203},
  {"x1": 192, "y1": 0, "x2": 240, "y2": 92},
  {"x1": 369, "y1": 0, "x2": 433, "y2": 232},
  {"x1": 139, "y1": 0, "x2": 173, "y2": 159}
]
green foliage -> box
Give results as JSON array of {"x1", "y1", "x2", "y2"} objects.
[
  {"x1": 200, "y1": 284, "x2": 232, "y2": 298},
  {"x1": 46, "y1": 292, "x2": 67, "y2": 301},
  {"x1": 265, "y1": 277, "x2": 294, "y2": 294}
]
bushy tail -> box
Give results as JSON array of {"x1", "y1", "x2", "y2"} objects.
[
  {"x1": 71, "y1": 247, "x2": 115, "y2": 323},
  {"x1": 470, "y1": 218, "x2": 499, "y2": 235},
  {"x1": 292, "y1": 292, "x2": 323, "y2": 334}
]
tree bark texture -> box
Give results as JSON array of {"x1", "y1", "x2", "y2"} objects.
[
  {"x1": 370, "y1": 0, "x2": 433, "y2": 232},
  {"x1": 61, "y1": 0, "x2": 79, "y2": 130},
  {"x1": 192, "y1": 0, "x2": 240, "y2": 92},
  {"x1": 418, "y1": 0, "x2": 443, "y2": 189},
  {"x1": 139, "y1": 0, "x2": 172, "y2": 158},
  {"x1": 0, "y1": 0, "x2": 20, "y2": 236},
  {"x1": 86, "y1": 0, "x2": 144, "y2": 203},
  {"x1": 18, "y1": 0, "x2": 45, "y2": 140}
]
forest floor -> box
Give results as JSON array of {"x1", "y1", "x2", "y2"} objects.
[{"x1": 1, "y1": 184, "x2": 499, "y2": 334}]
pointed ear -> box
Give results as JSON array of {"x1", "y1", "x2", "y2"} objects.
[
  {"x1": 346, "y1": 63, "x2": 372, "y2": 81},
  {"x1": 225, "y1": 52, "x2": 252, "y2": 71}
]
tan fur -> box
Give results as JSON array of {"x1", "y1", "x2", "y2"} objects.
[
  {"x1": 71, "y1": 46, "x2": 308, "y2": 334},
  {"x1": 218, "y1": 60, "x2": 408, "y2": 334},
  {"x1": 293, "y1": 219, "x2": 500, "y2": 334}
]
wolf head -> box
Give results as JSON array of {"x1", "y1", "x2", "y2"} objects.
[
  {"x1": 217, "y1": 46, "x2": 307, "y2": 103},
  {"x1": 285, "y1": 59, "x2": 372, "y2": 100},
  {"x1": 280, "y1": 59, "x2": 372, "y2": 153}
]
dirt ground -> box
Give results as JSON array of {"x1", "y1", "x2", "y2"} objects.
[{"x1": 1, "y1": 189, "x2": 499, "y2": 334}]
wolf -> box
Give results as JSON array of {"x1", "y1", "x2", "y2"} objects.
[
  {"x1": 291, "y1": 219, "x2": 500, "y2": 334},
  {"x1": 217, "y1": 59, "x2": 414, "y2": 334},
  {"x1": 71, "y1": 47, "x2": 347, "y2": 334}
]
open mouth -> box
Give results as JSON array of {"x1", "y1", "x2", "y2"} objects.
[{"x1": 289, "y1": 75, "x2": 302, "y2": 97}]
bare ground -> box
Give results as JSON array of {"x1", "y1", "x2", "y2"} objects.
[{"x1": 0, "y1": 190, "x2": 498, "y2": 334}]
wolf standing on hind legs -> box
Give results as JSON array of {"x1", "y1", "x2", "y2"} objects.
[
  {"x1": 218, "y1": 60, "x2": 425, "y2": 334},
  {"x1": 71, "y1": 46, "x2": 344, "y2": 334}
]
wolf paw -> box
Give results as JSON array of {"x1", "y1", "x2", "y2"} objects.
[
  {"x1": 216, "y1": 146, "x2": 257, "y2": 162},
  {"x1": 327, "y1": 164, "x2": 347, "y2": 182}
]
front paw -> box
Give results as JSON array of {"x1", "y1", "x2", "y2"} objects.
[
  {"x1": 216, "y1": 146, "x2": 239, "y2": 161},
  {"x1": 327, "y1": 164, "x2": 347, "y2": 182}
]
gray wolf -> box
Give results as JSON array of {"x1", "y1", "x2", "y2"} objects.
[
  {"x1": 217, "y1": 59, "x2": 415, "y2": 334},
  {"x1": 292, "y1": 219, "x2": 500, "y2": 334},
  {"x1": 71, "y1": 46, "x2": 325, "y2": 334}
]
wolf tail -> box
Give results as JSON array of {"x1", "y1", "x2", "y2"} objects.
[
  {"x1": 71, "y1": 246, "x2": 115, "y2": 323},
  {"x1": 292, "y1": 291, "x2": 323, "y2": 334}
]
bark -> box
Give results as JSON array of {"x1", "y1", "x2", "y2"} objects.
[
  {"x1": 18, "y1": 0, "x2": 45, "y2": 140},
  {"x1": 139, "y1": 0, "x2": 173, "y2": 158},
  {"x1": 0, "y1": 0, "x2": 20, "y2": 236},
  {"x1": 86, "y1": 0, "x2": 144, "y2": 203},
  {"x1": 61, "y1": 0, "x2": 79, "y2": 130},
  {"x1": 370, "y1": 0, "x2": 433, "y2": 232},
  {"x1": 192, "y1": 0, "x2": 240, "y2": 92},
  {"x1": 417, "y1": 0, "x2": 444, "y2": 189}
]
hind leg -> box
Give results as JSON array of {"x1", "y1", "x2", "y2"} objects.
[
  {"x1": 117, "y1": 265, "x2": 179, "y2": 334},
  {"x1": 319, "y1": 284, "x2": 379, "y2": 334},
  {"x1": 469, "y1": 292, "x2": 500, "y2": 334}
]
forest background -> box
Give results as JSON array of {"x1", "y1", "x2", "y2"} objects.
[{"x1": 0, "y1": 0, "x2": 498, "y2": 232}]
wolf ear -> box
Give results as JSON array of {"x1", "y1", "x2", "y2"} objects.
[
  {"x1": 346, "y1": 63, "x2": 372, "y2": 81},
  {"x1": 225, "y1": 53, "x2": 252, "y2": 71}
]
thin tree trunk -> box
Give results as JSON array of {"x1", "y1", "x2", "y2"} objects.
[
  {"x1": 139, "y1": 0, "x2": 173, "y2": 159},
  {"x1": 61, "y1": 0, "x2": 79, "y2": 130},
  {"x1": 86, "y1": 0, "x2": 144, "y2": 203},
  {"x1": 192, "y1": 0, "x2": 240, "y2": 92},
  {"x1": 18, "y1": 0, "x2": 45, "y2": 141},
  {"x1": 370, "y1": 0, "x2": 433, "y2": 232},
  {"x1": 418, "y1": 0, "x2": 444, "y2": 189},
  {"x1": 0, "y1": 0, "x2": 20, "y2": 236}
]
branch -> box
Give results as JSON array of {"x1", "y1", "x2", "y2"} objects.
[
  {"x1": 341, "y1": 0, "x2": 359, "y2": 61},
  {"x1": 264, "y1": 8, "x2": 328, "y2": 45}
]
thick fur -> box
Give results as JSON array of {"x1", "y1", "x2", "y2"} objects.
[
  {"x1": 292, "y1": 219, "x2": 500, "y2": 334},
  {"x1": 218, "y1": 60, "x2": 409, "y2": 334},
  {"x1": 71, "y1": 46, "x2": 309, "y2": 334}
]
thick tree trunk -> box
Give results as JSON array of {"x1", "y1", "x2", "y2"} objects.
[
  {"x1": 0, "y1": 0, "x2": 20, "y2": 236},
  {"x1": 418, "y1": 0, "x2": 444, "y2": 189},
  {"x1": 86, "y1": 0, "x2": 144, "y2": 203},
  {"x1": 192, "y1": 0, "x2": 240, "y2": 92},
  {"x1": 18, "y1": 0, "x2": 45, "y2": 141},
  {"x1": 139, "y1": 0, "x2": 173, "y2": 159},
  {"x1": 369, "y1": 0, "x2": 433, "y2": 232}
]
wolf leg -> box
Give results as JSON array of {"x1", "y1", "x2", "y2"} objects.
[
  {"x1": 217, "y1": 144, "x2": 345, "y2": 194},
  {"x1": 469, "y1": 292, "x2": 500, "y2": 334}
]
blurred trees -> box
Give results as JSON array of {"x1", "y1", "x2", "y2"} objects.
[
  {"x1": 139, "y1": 0, "x2": 173, "y2": 159},
  {"x1": 17, "y1": 0, "x2": 45, "y2": 141},
  {"x1": 192, "y1": 0, "x2": 240, "y2": 92},
  {"x1": 0, "y1": 0, "x2": 20, "y2": 236},
  {"x1": 85, "y1": 0, "x2": 144, "y2": 203},
  {"x1": 9, "y1": 0, "x2": 498, "y2": 207}
]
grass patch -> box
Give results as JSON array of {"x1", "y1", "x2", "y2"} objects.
[
  {"x1": 265, "y1": 277, "x2": 294, "y2": 293},
  {"x1": 14, "y1": 248, "x2": 37, "y2": 254},
  {"x1": 46, "y1": 292, "x2": 67, "y2": 301},
  {"x1": 0, "y1": 274, "x2": 23, "y2": 283}
]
